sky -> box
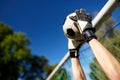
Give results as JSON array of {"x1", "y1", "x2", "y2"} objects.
[{"x1": 0, "y1": 0, "x2": 120, "y2": 80}]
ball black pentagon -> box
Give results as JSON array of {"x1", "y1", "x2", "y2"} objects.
[{"x1": 67, "y1": 28, "x2": 75, "y2": 36}]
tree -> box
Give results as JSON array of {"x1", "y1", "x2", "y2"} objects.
[
  {"x1": 0, "y1": 22, "x2": 49, "y2": 80},
  {"x1": 44, "y1": 64, "x2": 70, "y2": 80},
  {"x1": 56, "y1": 68, "x2": 70, "y2": 80},
  {"x1": 20, "y1": 56, "x2": 49, "y2": 80},
  {"x1": 0, "y1": 23, "x2": 31, "y2": 80},
  {"x1": 89, "y1": 17, "x2": 120, "y2": 80},
  {"x1": 0, "y1": 22, "x2": 70, "y2": 80}
]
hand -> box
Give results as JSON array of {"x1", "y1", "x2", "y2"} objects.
[
  {"x1": 63, "y1": 13, "x2": 84, "y2": 41},
  {"x1": 63, "y1": 13, "x2": 85, "y2": 50},
  {"x1": 75, "y1": 9, "x2": 93, "y2": 33},
  {"x1": 75, "y1": 9, "x2": 97, "y2": 42}
]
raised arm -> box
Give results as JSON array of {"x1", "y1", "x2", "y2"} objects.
[
  {"x1": 63, "y1": 13, "x2": 86, "y2": 80},
  {"x1": 75, "y1": 9, "x2": 120, "y2": 80},
  {"x1": 71, "y1": 55, "x2": 86, "y2": 80},
  {"x1": 89, "y1": 38, "x2": 120, "y2": 80}
]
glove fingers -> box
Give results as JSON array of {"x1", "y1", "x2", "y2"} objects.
[
  {"x1": 69, "y1": 16, "x2": 77, "y2": 21},
  {"x1": 76, "y1": 9, "x2": 88, "y2": 21},
  {"x1": 75, "y1": 10, "x2": 81, "y2": 19},
  {"x1": 79, "y1": 9, "x2": 86, "y2": 15},
  {"x1": 87, "y1": 13, "x2": 92, "y2": 22}
]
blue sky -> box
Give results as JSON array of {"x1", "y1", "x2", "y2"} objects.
[
  {"x1": 0, "y1": 0, "x2": 120, "y2": 79},
  {"x1": 0, "y1": 0, "x2": 108, "y2": 64}
]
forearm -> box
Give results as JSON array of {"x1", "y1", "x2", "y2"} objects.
[
  {"x1": 89, "y1": 39, "x2": 120, "y2": 80},
  {"x1": 71, "y1": 58, "x2": 86, "y2": 80}
]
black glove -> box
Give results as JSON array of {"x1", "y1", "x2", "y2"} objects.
[
  {"x1": 75, "y1": 9, "x2": 97, "y2": 42},
  {"x1": 69, "y1": 49, "x2": 79, "y2": 58}
]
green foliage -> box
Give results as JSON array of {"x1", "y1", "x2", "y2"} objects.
[
  {"x1": 0, "y1": 22, "x2": 70, "y2": 80},
  {"x1": 0, "y1": 23, "x2": 13, "y2": 41},
  {"x1": 21, "y1": 56, "x2": 49, "y2": 80},
  {"x1": 56, "y1": 68, "x2": 70, "y2": 80},
  {"x1": 90, "y1": 18, "x2": 120, "y2": 80},
  {"x1": 0, "y1": 22, "x2": 32, "y2": 80},
  {"x1": 44, "y1": 64, "x2": 70, "y2": 80},
  {"x1": 0, "y1": 22, "x2": 49, "y2": 80},
  {"x1": 102, "y1": 30, "x2": 120, "y2": 62},
  {"x1": 90, "y1": 59, "x2": 108, "y2": 80}
]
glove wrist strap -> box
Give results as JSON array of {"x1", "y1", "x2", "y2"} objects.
[
  {"x1": 69, "y1": 49, "x2": 79, "y2": 58},
  {"x1": 82, "y1": 30, "x2": 97, "y2": 42}
]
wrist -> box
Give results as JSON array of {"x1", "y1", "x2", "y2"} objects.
[
  {"x1": 69, "y1": 49, "x2": 79, "y2": 58},
  {"x1": 82, "y1": 30, "x2": 97, "y2": 42}
]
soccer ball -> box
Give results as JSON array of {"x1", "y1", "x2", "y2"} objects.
[{"x1": 63, "y1": 13, "x2": 83, "y2": 40}]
